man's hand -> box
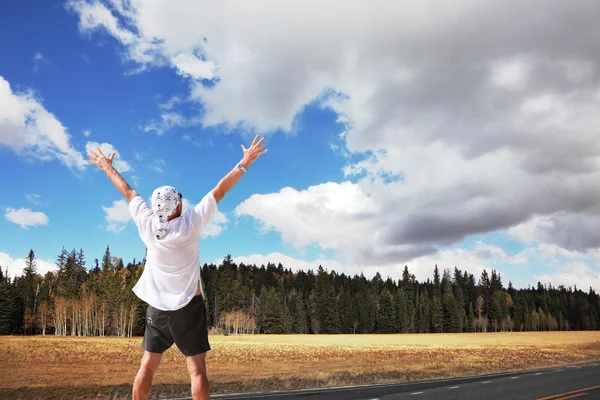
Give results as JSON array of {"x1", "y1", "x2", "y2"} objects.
[
  {"x1": 212, "y1": 135, "x2": 269, "y2": 204},
  {"x1": 88, "y1": 147, "x2": 116, "y2": 171},
  {"x1": 240, "y1": 135, "x2": 268, "y2": 168},
  {"x1": 88, "y1": 147, "x2": 138, "y2": 202}
]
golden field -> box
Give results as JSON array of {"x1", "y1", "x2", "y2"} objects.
[{"x1": 1, "y1": 332, "x2": 600, "y2": 400}]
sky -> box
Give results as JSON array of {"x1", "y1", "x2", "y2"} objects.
[{"x1": 1, "y1": 0, "x2": 600, "y2": 291}]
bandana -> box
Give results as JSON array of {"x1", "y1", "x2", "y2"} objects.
[{"x1": 151, "y1": 186, "x2": 181, "y2": 240}]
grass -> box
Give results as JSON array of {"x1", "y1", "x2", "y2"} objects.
[{"x1": 1, "y1": 332, "x2": 599, "y2": 399}]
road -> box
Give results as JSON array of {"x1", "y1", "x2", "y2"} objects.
[{"x1": 169, "y1": 362, "x2": 600, "y2": 400}]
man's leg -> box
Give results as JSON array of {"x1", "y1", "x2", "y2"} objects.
[
  {"x1": 133, "y1": 351, "x2": 162, "y2": 400},
  {"x1": 186, "y1": 352, "x2": 210, "y2": 400}
]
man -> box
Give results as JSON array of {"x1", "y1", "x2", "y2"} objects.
[{"x1": 88, "y1": 135, "x2": 268, "y2": 400}]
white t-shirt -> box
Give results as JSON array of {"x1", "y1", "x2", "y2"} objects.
[{"x1": 128, "y1": 191, "x2": 217, "y2": 311}]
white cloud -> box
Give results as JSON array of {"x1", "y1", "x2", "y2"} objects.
[
  {"x1": 83, "y1": 129, "x2": 92, "y2": 137},
  {"x1": 225, "y1": 252, "x2": 345, "y2": 273},
  {"x1": 25, "y1": 193, "x2": 47, "y2": 207},
  {"x1": 202, "y1": 210, "x2": 228, "y2": 238},
  {"x1": 235, "y1": 180, "x2": 426, "y2": 264},
  {"x1": 144, "y1": 112, "x2": 201, "y2": 135},
  {"x1": 227, "y1": 243, "x2": 600, "y2": 291},
  {"x1": 5, "y1": 208, "x2": 49, "y2": 228},
  {"x1": 0, "y1": 76, "x2": 87, "y2": 170},
  {"x1": 150, "y1": 158, "x2": 165, "y2": 174},
  {"x1": 172, "y1": 53, "x2": 216, "y2": 80},
  {"x1": 224, "y1": 244, "x2": 522, "y2": 285},
  {"x1": 405, "y1": 242, "x2": 526, "y2": 283},
  {"x1": 101, "y1": 199, "x2": 131, "y2": 232},
  {"x1": 159, "y1": 96, "x2": 181, "y2": 110},
  {"x1": 182, "y1": 198, "x2": 228, "y2": 237},
  {"x1": 69, "y1": 1, "x2": 600, "y2": 278},
  {"x1": 86, "y1": 141, "x2": 131, "y2": 173},
  {"x1": 0, "y1": 251, "x2": 57, "y2": 278},
  {"x1": 535, "y1": 261, "x2": 600, "y2": 291},
  {"x1": 33, "y1": 52, "x2": 49, "y2": 73}
]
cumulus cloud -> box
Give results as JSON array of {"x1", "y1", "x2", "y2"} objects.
[
  {"x1": 0, "y1": 76, "x2": 87, "y2": 170},
  {"x1": 182, "y1": 198, "x2": 228, "y2": 237},
  {"x1": 5, "y1": 208, "x2": 49, "y2": 228},
  {"x1": 69, "y1": 1, "x2": 600, "y2": 280},
  {"x1": 0, "y1": 252, "x2": 57, "y2": 278},
  {"x1": 101, "y1": 199, "x2": 131, "y2": 232},
  {"x1": 535, "y1": 262, "x2": 600, "y2": 291},
  {"x1": 201, "y1": 210, "x2": 228, "y2": 238},
  {"x1": 509, "y1": 213, "x2": 600, "y2": 252},
  {"x1": 85, "y1": 141, "x2": 131, "y2": 173}
]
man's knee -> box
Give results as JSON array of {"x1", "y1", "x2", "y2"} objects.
[
  {"x1": 188, "y1": 363, "x2": 207, "y2": 378},
  {"x1": 138, "y1": 357, "x2": 161, "y2": 378},
  {"x1": 186, "y1": 354, "x2": 207, "y2": 378}
]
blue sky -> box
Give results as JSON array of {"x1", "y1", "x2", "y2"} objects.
[{"x1": 1, "y1": 0, "x2": 600, "y2": 291}]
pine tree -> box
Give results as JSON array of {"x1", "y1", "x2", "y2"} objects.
[
  {"x1": 23, "y1": 249, "x2": 38, "y2": 314},
  {"x1": 338, "y1": 286, "x2": 355, "y2": 334},
  {"x1": 324, "y1": 284, "x2": 340, "y2": 333},
  {"x1": 0, "y1": 269, "x2": 18, "y2": 334},
  {"x1": 417, "y1": 288, "x2": 431, "y2": 333},
  {"x1": 431, "y1": 296, "x2": 444, "y2": 333},
  {"x1": 315, "y1": 267, "x2": 339, "y2": 333},
  {"x1": 101, "y1": 246, "x2": 112, "y2": 272},
  {"x1": 467, "y1": 301, "x2": 475, "y2": 332},
  {"x1": 260, "y1": 286, "x2": 283, "y2": 334},
  {"x1": 92, "y1": 259, "x2": 100, "y2": 274},
  {"x1": 443, "y1": 293, "x2": 461, "y2": 333},
  {"x1": 433, "y1": 265, "x2": 441, "y2": 298},
  {"x1": 294, "y1": 292, "x2": 308, "y2": 334},
  {"x1": 480, "y1": 269, "x2": 491, "y2": 327},
  {"x1": 377, "y1": 288, "x2": 396, "y2": 333},
  {"x1": 396, "y1": 289, "x2": 409, "y2": 333},
  {"x1": 308, "y1": 289, "x2": 320, "y2": 334},
  {"x1": 282, "y1": 297, "x2": 293, "y2": 334}
]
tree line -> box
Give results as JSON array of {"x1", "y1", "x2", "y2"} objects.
[{"x1": 1, "y1": 249, "x2": 598, "y2": 336}]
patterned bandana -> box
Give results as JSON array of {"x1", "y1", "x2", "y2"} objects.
[{"x1": 151, "y1": 186, "x2": 181, "y2": 240}]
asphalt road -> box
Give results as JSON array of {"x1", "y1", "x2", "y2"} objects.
[{"x1": 171, "y1": 362, "x2": 600, "y2": 400}]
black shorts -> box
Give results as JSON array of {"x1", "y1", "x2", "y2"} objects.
[{"x1": 143, "y1": 295, "x2": 211, "y2": 356}]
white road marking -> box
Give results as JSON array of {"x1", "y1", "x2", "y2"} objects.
[
  {"x1": 482, "y1": 381, "x2": 492, "y2": 384},
  {"x1": 556, "y1": 369, "x2": 563, "y2": 372},
  {"x1": 535, "y1": 372, "x2": 543, "y2": 375},
  {"x1": 510, "y1": 377, "x2": 519, "y2": 380},
  {"x1": 449, "y1": 386, "x2": 460, "y2": 389},
  {"x1": 411, "y1": 392, "x2": 423, "y2": 395}
]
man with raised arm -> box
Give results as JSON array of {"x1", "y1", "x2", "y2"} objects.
[{"x1": 88, "y1": 136, "x2": 268, "y2": 400}]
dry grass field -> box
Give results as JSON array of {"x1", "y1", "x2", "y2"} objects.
[{"x1": 1, "y1": 332, "x2": 600, "y2": 399}]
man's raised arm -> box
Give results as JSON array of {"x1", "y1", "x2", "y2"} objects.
[
  {"x1": 88, "y1": 148, "x2": 139, "y2": 202},
  {"x1": 212, "y1": 135, "x2": 268, "y2": 204}
]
